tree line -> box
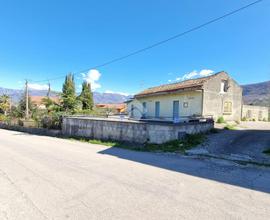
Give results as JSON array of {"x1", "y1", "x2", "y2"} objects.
[{"x1": 0, "y1": 73, "x2": 95, "y2": 128}]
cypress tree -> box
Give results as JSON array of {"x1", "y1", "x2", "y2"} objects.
[
  {"x1": 61, "y1": 73, "x2": 77, "y2": 112},
  {"x1": 79, "y1": 81, "x2": 94, "y2": 110}
]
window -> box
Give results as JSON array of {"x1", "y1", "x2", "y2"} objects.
[
  {"x1": 247, "y1": 110, "x2": 252, "y2": 119},
  {"x1": 173, "y1": 100, "x2": 179, "y2": 120},
  {"x1": 220, "y1": 80, "x2": 228, "y2": 93},
  {"x1": 155, "y1": 101, "x2": 160, "y2": 118},
  {"x1": 131, "y1": 104, "x2": 134, "y2": 118},
  {"x1": 223, "y1": 101, "x2": 232, "y2": 114},
  {"x1": 258, "y1": 111, "x2": 263, "y2": 121},
  {"x1": 142, "y1": 102, "x2": 147, "y2": 118},
  {"x1": 183, "y1": 102, "x2": 188, "y2": 108}
]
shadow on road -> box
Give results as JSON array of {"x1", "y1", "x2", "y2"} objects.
[{"x1": 98, "y1": 128, "x2": 270, "y2": 194}]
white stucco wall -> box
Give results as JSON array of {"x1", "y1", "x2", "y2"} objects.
[
  {"x1": 242, "y1": 105, "x2": 269, "y2": 121},
  {"x1": 128, "y1": 91, "x2": 203, "y2": 121}
]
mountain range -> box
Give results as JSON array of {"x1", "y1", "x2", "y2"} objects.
[
  {"x1": 0, "y1": 80, "x2": 269, "y2": 106},
  {"x1": 0, "y1": 87, "x2": 132, "y2": 104},
  {"x1": 242, "y1": 80, "x2": 270, "y2": 107}
]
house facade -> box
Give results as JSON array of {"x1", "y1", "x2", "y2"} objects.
[{"x1": 127, "y1": 71, "x2": 243, "y2": 121}]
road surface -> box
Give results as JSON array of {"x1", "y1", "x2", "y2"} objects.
[
  {"x1": 195, "y1": 122, "x2": 270, "y2": 163},
  {"x1": 0, "y1": 128, "x2": 270, "y2": 220}
]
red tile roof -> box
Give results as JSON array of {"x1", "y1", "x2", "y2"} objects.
[
  {"x1": 95, "y1": 103, "x2": 126, "y2": 110},
  {"x1": 31, "y1": 96, "x2": 60, "y2": 105},
  {"x1": 135, "y1": 71, "x2": 224, "y2": 98}
]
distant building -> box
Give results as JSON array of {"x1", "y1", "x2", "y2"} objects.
[
  {"x1": 127, "y1": 71, "x2": 269, "y2": 122},
  {"x1": 31, "y1": 96, "x2": 60, "y2": 109},
  {"x1": 95, "y1": 103, "x2": 126, "y2": 114},
  {"x1": 242, "y1": 105, "x2": 269, "y2": 121}
]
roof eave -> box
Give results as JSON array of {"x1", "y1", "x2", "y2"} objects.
[{"x1": 135, "y1": 86, "x2": 203, "y2": 99}]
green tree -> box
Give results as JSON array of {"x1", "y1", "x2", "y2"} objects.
[
  {"x1": 17, "y1": 94, "x2": 33, "y2": 118},
  {"x1": 79, "y1": 81, "x2": 94, "y2": 110},
  {"x1": 61, "y1": 73, "x2": 78, "y2": 112},
  {"x1": 0, "y1": 94, "x2": 10, "y2": 115},
  {"x1": 42, "y1": 97, "x2": 61, "y2": 113}
]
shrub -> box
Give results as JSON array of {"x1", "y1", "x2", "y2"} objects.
[
  {"x1": 0, "y1": 114, "x2": 7, "y2": 122},
  {"x1": 241, "y1": 117, "x2": 247, "y2": 121},
  {"x1": 41, "y1": 112, "x2": 62, "y2": 129},
  {"x1": 217, "y1": 116, "x2": 225, "y2": 124}
]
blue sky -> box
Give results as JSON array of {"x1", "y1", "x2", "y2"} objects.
[{"x1": 0, "y1": 0, "x2": 269, "y2": 94}]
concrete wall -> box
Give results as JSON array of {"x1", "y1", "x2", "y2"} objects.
[
  {"x1": 62, "y1": 116, "x2": 213, "y2": 144},
  {"x1": 0, "y1": 122, "x2": 62, "y2": 136},
  {"x1": 127, "y1": 91, "x2": 203, "y2": 121},
  {"x1": 202, "y1": 72, "x2": 243, "y2": 121},
  {"x1": 242, "y1": 105, "x2": 269, "y2": 121}
]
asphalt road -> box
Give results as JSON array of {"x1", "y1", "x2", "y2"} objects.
[
  {"x1": 197, "y1": 122, "x2": 270, "y2": 163},
  {"x1": 0, "y1": 129, "x2": 270, "y2": 220}
]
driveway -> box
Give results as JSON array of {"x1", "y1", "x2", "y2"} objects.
[
  {"x1": 195, "y1": 122, "x2": 270, "y2": 163},
  {"x1": 0, "y1": 128, "x2": 270, "y2": 219}
]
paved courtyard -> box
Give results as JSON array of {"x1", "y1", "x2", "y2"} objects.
[
  {"x1": 0, "y1": 128, "x2": 270, "y2": 219},
  {"x1": 194, "y1": 122, "x2": 270, "y2": 163}
]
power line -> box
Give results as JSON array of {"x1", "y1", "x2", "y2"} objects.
[{"x1": 32, "y1": 0, "x2": 264, "y2": 83}]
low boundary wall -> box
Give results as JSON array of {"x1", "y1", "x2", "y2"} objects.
[
  {"x1": 62, "y1": 117, "x2": 214, "y2": 144},
  {"x1": 0, "y1": 123, "x2": 61, "y2": 137}
]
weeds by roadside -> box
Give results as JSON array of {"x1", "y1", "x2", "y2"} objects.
[
  {"x1": 217, "y1": 116, "x2": 225, "y2": 124},
  {"x1": 224, "y1": 124, "x2": 236, "y2": 130},
  {"x1": 144, "y1": 134, "x2": 206, "y2": 153},
  {"x1": 70, "y1": 133, "x2": 206, "y2": 154}
]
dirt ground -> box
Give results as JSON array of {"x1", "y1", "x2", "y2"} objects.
[{"x1": 195, "y1": 122, "x2": 270, "y2": 163}]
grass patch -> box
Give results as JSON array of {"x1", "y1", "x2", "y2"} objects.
[
  {"x1": 263, "y1": 148, "x2": 270, "y2": 156},
  {"x1": 224, "y1": 124, "x2": 236, "y2": 130},
  {"x1": 144, "y1": 134, "x2": 206, "y2": 153},
  {"x1": 70, "y1": 138, "x2": 127, "y2": 147},
  {"x1": 70, "y1": 133, "x2": 206, "y2": 154},
  {"x1": 217, "y1": 116, "x2": 225, "y2": 124}
]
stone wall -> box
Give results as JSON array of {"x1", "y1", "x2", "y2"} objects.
[
  {"x1": 62, "y1": 116, "x2": 213, "y2": 144},
  {"x1": 0, "y1": 123, "x2": 62, "y2": 136},
  {"x1": 242, "y1": 105, "x2": 269, "y2": 121},
  {"x1": 202, "y1": 71, "x2": 243, "y2": 121}
]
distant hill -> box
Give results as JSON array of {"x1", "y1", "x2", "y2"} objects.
[
  {"x1": 242, "y1": 81, "x2": 270, "y2": 107},
  {"x1": 0, "y1": 87, "x2": 131, "y2": 104},
  {"x1": 1, "y1": 80, "x2": 269, "y2": 106}
]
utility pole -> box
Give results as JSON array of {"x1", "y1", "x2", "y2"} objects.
[
  {"x1": 47, "y1": 82, "x2": 51, "y2": 98},
  {"x1": 25, "y1": 80, "x2": 29, "y2": 120}
]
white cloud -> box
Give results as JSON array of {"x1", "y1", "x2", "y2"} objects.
[
  {"x1": 82, "y1": 69, "x2": 101, "y2": 91},
  {"x1": 182, "y1": 71, "x2": 198, "y2": 80},
  {"x1": 199, "y1": 69, "x2": 214, "y2": 77},
  {"x1": 105, "y1": 90, "x2": 130, "y2": 96},
  {"x1": 28, "y1": 83, "x2": 49, "y2": 90},
  {"x1": 173, "y1": 69, "x2": 214, "y2": 82}
]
